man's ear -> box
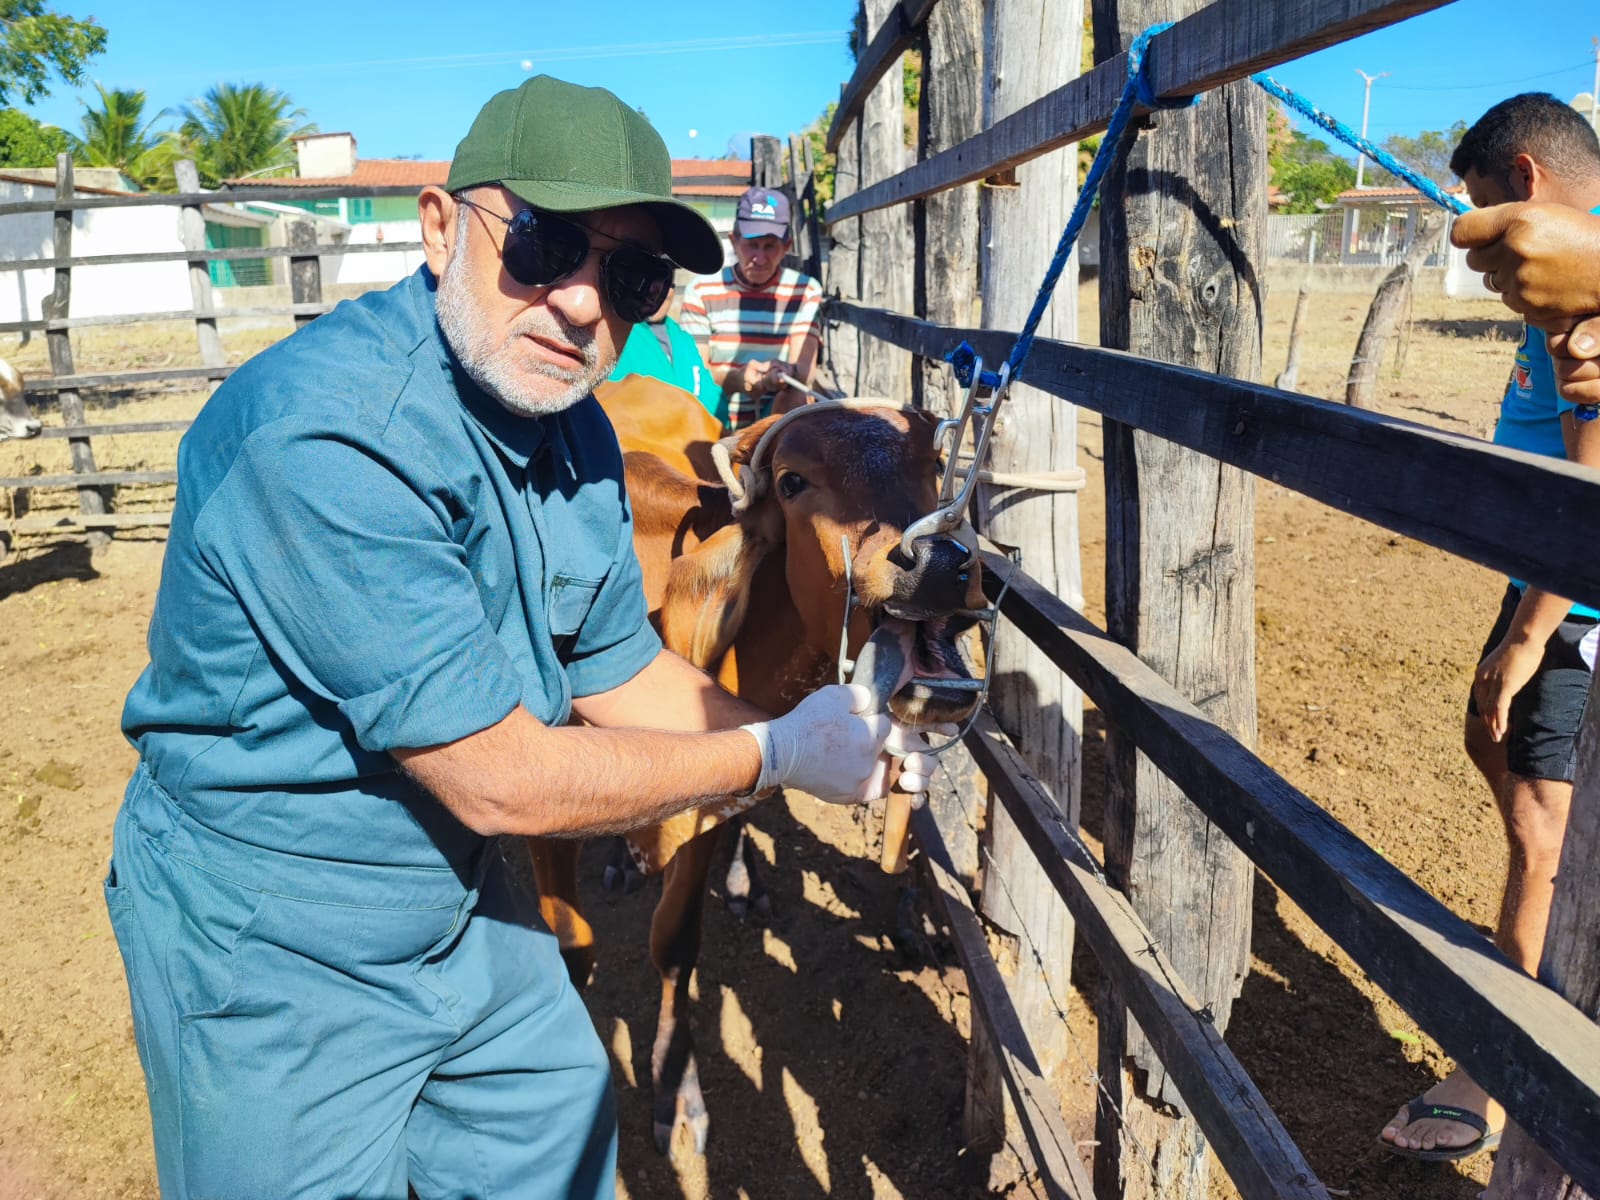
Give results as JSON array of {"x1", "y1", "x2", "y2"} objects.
[
  {"x1": 1512, "y1": 153, "x2": 1541, "y2": 203},
  {"x1": 419, "y1": 186, "x2": 454, "y2": 277}
]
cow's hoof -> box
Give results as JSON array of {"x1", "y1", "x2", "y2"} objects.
[
  {"x1": 651, "y1": 1112, "x2": 710, "y2": 1157},
  {"x1": 652, "y1": 1119, "x2": 674, "y2": 1156},
  {"x1": 725, "y1": 893, "x2": 748, "y2": 921}
]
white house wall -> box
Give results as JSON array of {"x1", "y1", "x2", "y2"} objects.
[
  {"x1": 323, "y1": 220, "x2": 425, "y2": 285},
  {"x1": 0, "y1": 180, "x2": 196, "y2": 323}
]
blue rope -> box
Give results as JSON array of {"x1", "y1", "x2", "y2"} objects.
[
  {"x1": 944, "y1": 33, "x2": 1469, "y2": 393},
  {"x1": 1251, "y1": 73, "x2": 1469, "y2": 216},
  {"x1": 948, "y1": 21, "x2": 1196, "y2": 390}
]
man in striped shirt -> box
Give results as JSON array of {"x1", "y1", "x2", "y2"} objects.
[{"x1": 680, "y1": 186, "x2": 823, "y2": 430}]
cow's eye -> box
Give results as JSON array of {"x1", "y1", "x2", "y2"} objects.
[{"x1": 776, "y1": 471, "x2": 808, "y2": 499}]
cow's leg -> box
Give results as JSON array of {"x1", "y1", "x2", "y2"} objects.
[
  {"x1": 722, "y1": 812, "x2": 771, "y2": 921},
  {"x1": 601, "y1": 836, "x2": 646, "y2": 895},
  {"x1": 524, "y1": 838, "x2": 596, "y2": 988},
  {"x1": 649, "y1": 828, "x2": 720, "y2": 1156}
]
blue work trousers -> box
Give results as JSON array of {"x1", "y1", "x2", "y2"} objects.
[{"x1": 105, "y1": 767, "x2": 617, "y2": 1199}]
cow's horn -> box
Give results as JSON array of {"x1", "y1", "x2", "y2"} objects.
[{"x1": 710, "y1": 439, "x2": 761, "y2": 513}]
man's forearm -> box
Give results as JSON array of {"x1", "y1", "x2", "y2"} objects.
[
  {"x1": 394, "y1": 650, "x2": 772, "y2": 839},
  {"x1": 396, "y1": 709, "x2": 764, "y2": 839}
]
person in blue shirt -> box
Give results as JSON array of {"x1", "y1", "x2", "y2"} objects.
[
  {"x1": 1380, "y1": 93, "x2": 1600, "y2": 1164},
  {"x1": 106, "y1": 75, "x2": 935, "y2": 1200},
  {"x1": 607, "y1": 290, "x2": 720, "y2": 418}
]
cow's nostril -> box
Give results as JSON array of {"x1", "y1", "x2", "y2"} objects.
[{"x1": 886, "y1": 542, "x2": 916, "y2": 572}]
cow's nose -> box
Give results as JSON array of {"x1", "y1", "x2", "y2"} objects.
[
  {"x1": 890, "y1": 534, "x2": 976, "y2": 616},
  {"x1": 22, "y1": 419, "x2": 40, "y2": 437}
]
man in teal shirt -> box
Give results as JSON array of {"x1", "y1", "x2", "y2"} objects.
[
  {"x1": 106, "y1": 76, "x2": 931, "y2": 1200},
  {"x1": 608, "y1": 291, "x2": 721, "y2": 418}
]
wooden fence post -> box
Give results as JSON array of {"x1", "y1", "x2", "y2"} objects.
[
  {"x1": 1090, "y1": 3, "x2": 1265, "y2": 1197},
  {"x1": 1274, "y1": 287, "x2": 1311, "y2": 391},
  {"x1": 44, "y1": 152, "x2": 109, "y2": 547},
  {"x1": 1486, "y1": 676, "x2": 1600, "y2": 1200},
  {"x1": 825, "y1": 4, "x2": 867, "y2": 394},
  {"x1": 969, "y1": 0, "x2": 1086, "y2": 1184},
  {"x1": 787, "y1": 134, "x2": 813, "y2": 272},
  {"x1": 288, "y1": 221, "x2": 322, "y2": 330},
  {"x1": 856, "y1": 0, "x2": 914, "y2": 403},
  {"x1": 174, "y1": 160, "x2": 226, "y2": 393}
]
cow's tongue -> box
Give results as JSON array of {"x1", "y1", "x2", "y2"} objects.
[{"x1": 876, "y1": 616, "x2": 981, "y2": 725}]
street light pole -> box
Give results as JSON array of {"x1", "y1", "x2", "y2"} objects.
[{"x1": 1354, "y1": 68, "x2": 1389, "y2": 189}]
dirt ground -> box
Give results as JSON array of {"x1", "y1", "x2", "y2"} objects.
[{"x1": 0, "y1": 280, "x2": 1533, "y2": 1199}]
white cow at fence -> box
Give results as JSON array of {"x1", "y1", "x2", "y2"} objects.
[{"x1": 0, "y1": 358, "x2": 40, "y2": 441}]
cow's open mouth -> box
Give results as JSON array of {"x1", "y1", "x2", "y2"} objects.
[{"x1": 874, "y1": 614, "x2": 983, "y2": 726}]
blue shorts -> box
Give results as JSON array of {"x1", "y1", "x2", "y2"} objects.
[
  {"x1": 1467, "y1": 584, "x2": 1600, "y2": 782},
  {"x1": 105, "y1": 767, "x2": 616, "y2": 1200}
]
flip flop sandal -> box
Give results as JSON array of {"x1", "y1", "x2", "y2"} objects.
[{"x1": 1379, "y1": 1099, "x2": 1503, "y2": 1162}]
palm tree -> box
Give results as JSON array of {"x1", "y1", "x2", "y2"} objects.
[
  {"x1": 176, "y1": 82, "x2": 316, "y2": 187},
  {"x1": 70, "y1": 83, "x2": 179, "y2": 190}
]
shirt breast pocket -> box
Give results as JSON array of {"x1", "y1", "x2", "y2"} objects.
[{"x1": 549, "y1": 574, "x2": 604, "y2": 644}]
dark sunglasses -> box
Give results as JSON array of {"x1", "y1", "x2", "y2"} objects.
[{"x1": 453, "y1": 194, "x2": 676, "y2": 323}]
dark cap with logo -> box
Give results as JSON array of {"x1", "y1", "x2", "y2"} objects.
[
  {"x1": 734, "y1": 186, "x2": 791, "y2": 240},
  {"x1": 446, "y1": 75, "x2": 723, "y2": 273}
]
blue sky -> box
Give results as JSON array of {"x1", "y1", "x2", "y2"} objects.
[{"x1": 17, "y1": 0, "x2": 1600, "y2": 167}]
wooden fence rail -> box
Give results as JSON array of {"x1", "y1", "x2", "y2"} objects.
[{"x1": 825, "y1": 0, "x2": 1455, "y2": 226}]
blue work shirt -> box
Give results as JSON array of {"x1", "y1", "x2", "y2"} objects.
[{"x1": 122, "y1": 267, "x2": 661, "y2": 875}]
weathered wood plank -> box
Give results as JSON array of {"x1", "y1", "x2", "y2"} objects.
[
  {"x1": 827, "y1": 303, "x2": 1600, "y2": 613},
  {"x1": 0, "y1": 184, "x2": 424, "y2": 215},
  {"x1": 825, "y1": 0, "x2": 1456, "y2": 225},
  {"x1": 913, "y1": 0, "x2": 983, "y2": 882},
  {"x1": 984, "y1": 554, "x2": 1600, "y2": 1196},
  {"x1": 1093, "y1": 4, "x2": 1264, "y2": 1192},
  {"x1": 12, "y1": 511, "x2": 173, "y2": 533},
  {"x1": 44, "y1": 154, "x2": 108, "y2": 538},
  {"x1": 826, "y1": 4, "x2": 867, "y2": 394},
  {"x1": 1488, "y1": 675, "x2": 1600, "y2": 1199},
  {"x1": 957, "y1": 712, "x2": 1329, "y2": 1200},
  {"x1": 36, "y1": 420, "x2": 193, "y2": 438},
  {"x1": 23, "y1": 365, "x2": 234, "y2": 394},
  {"x1": 0, "y1": 241, "x2": 424, "y2": 275},
  {"x1": 288, "y1": 220, "x2": 323, "y2": 331},
  {"x1": 0, "y1": 469, "x2": 176, "y2": 489},
  {"x1": 970, "y1": 0, "x2": 1085, "y2": 1186},
  {"x1": 913, "y1": 801, "x2": 1093, "y2": 1200},
  {"x1": 175, "y1": 161, "x2": 226, "y2": 394},
  {"x1": 856, "y1": 0, "x2": 915, "y2": 403},
  {"x1": 825, "y1": 0, "x2": 941, "y2": 153},
  {"x1": 0, "y1": 303, "x2": 333, "y2": 334}
]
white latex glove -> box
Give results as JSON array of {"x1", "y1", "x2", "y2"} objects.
[
  {"x1": 741, "y1": 683, "x2": 890, "y2": 804},
  {"x1": 884, "y1": 721, "x2": 959, "y2": 804}
]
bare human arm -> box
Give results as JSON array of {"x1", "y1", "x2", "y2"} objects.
[
  {"x1": 394, "y1": 649, "x2": 914, "y2": 837},
  {"x1": 1453, "y1": 203, "x2": 1600, "y2": 403},
  {"x1": 1472, "y1": 409, "x2": 1600, "y2": 740}
]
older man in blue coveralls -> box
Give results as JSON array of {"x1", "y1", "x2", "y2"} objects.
[{"x1": 105, "y1": 75, "x2": 935, "y2": 1200}]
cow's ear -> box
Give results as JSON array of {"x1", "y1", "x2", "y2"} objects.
[{"x1": 659, "y1": 520, "x2": 778, "y2": 668}]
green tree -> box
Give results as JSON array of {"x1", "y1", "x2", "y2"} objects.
[
  {"x1": 0, "y1": 0, "x2": 104, "y2": 106},
  {"x1": 1366, "y1": 121, "x2": 1468, "y2": 188},
  {"x1": 0, "y1": 104, "x2": 66, "y2": 165},
  {"x1": 175, "y1": 82, "x2": 316, "y2": 187},
  {"x1": 1270, "y1": 126, "x2": 1357, "y2": 212},
  {"x1": 69, "y1": 83, "x2": 179, "y2": 189}
]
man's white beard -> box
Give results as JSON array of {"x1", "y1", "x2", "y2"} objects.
[{"x1": 435, "y1": 246, "x2": 609, "y2": 418}]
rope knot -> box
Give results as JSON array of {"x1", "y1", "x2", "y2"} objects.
[{"x1": 1128, "y1": 22, "x2": 1199, "y2": 110}]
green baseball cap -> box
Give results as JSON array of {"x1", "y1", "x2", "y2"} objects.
[{"x1": 446, "y1": 75, "x2": 723, "y2": 274}]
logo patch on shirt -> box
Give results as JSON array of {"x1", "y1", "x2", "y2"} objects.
[{"x1": 1513, "y1": 360, "x2": 1533, "y2": 393}]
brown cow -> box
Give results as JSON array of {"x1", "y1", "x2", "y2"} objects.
[{"x1": 527, "y1": 375, "x2": 984, "y2": 1155}]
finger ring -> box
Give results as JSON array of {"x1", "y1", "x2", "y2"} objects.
[{"x1": 1483, "y1": 272, "x2": 1502, "y2": 293}]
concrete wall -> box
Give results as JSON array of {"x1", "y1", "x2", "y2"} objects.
[{"x1": 1264, "y1": 256, "x2": 1497, "y2": 300}]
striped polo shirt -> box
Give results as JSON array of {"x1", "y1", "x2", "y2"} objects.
[{"x1": 679, "y1": 265, "x2": 823, "y2": 430}]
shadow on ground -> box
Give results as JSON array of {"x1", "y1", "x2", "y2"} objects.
[
  {"x1": 0, "y1": 541, "x2": 98, "y2": 600},
  {"x1": 571, "y1": 799, "x2": 984, "y2": 1199}
]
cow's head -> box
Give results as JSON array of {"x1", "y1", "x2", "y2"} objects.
[
  {"x1": 0, "y1": 360, "x2": 40, "y2": 442},
  {"x1": 663, "y1": 403, "x2": 985, "y2": 727}
]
